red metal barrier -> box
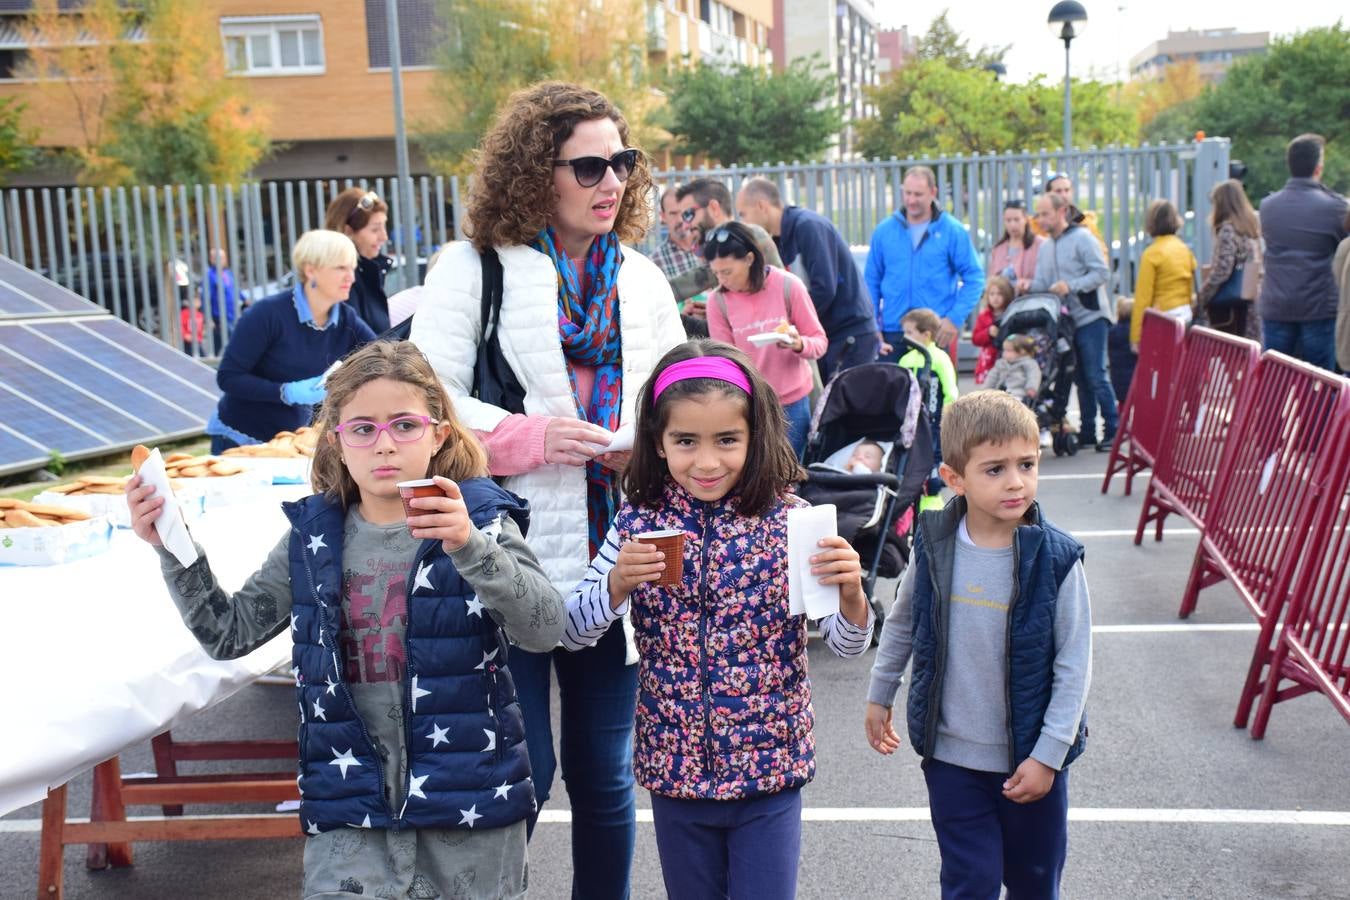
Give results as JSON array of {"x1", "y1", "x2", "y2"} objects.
[
  {"x1": 1133, "y1": 327, "x2": 1260, "y2": 544},
  {"x1": 1248, "y1": 410, "x2": 1350, "y2": 739},
  {"x1": 1101, "y1": 309, "x2": 1185, "y2": 496}
]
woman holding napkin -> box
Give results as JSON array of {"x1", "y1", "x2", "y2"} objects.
[
  {"x1": 206, "y1": 230, "x2": 375, "y2": 454},
  {"x1": 409, "y1": 81, "x2": 683, "y2": 900}
]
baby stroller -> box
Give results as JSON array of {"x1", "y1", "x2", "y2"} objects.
[
  {"x1": 798, "y1": 362, "x2": 935, "y2": 626},
  {"x1": 1000, "y1": 292, "x2": 1079, "y2": 457}
]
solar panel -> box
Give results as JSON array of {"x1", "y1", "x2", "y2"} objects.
[
  {"x1": 0, "y1": 255, "x2": 102, "y2": 320},
  {"x1": 0, "y1": 256, "x2": 220, "y2": 477}
]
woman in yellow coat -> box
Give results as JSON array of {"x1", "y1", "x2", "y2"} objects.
[{"x1": 1130, "y1": 199, "x2": 1197, "y2": 350}]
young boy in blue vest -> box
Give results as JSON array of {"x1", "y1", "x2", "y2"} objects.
[{"x1": 863, "y1": 390, "x2": 1092, "y2": 899}]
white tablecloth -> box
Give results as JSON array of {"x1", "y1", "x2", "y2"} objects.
[{"x1": 0, "y1": 485, "x2": 307, "y2": 816}]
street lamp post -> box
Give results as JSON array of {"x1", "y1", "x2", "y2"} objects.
[{"x1": 1047, "y1": 1, "x2": 1088, "y2": 152}]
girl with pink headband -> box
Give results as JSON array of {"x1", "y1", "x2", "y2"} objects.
[{"x1": 560, "y1": 339, "x2": 875, "y2": 899}]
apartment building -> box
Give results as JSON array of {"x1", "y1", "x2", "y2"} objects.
[
  {"x1": 1130, "y1": 27, "x2": 1269, "y2": 83},
  {"x1": 876, "y1": 25, "x2": 914, "y2": 81},
  {"x1": 648, "y1": 0, "x2": 774, "y2": 69},
  {"x1": 768, "y1": 0, "x2": 877, "y2": 158},
  {"x1": 0, "y1": 0, "x2": 443, "y2": 183}
]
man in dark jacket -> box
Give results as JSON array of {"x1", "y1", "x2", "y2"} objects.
[
  {"x1": 1258, "y1": 133, "x2": 1349, "y2": 372},
  {"x1": 737, "y1": 176, "x2": 880, "y2": 379}
]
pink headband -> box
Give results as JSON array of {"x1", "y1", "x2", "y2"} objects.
[{"x1": 652, "y1": 357, "x2": 752, "y2": 402}]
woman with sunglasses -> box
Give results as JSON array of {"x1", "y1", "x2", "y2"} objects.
[
  {"x1": 703, "y1": 221, "x2": 827, "y2": 457},
  {"x1": 324, "y1": 187, "x2": 394, "y2": 333},
  {"x1": 411, "y1": 81, "x2": 684, "y2": 900},
  {"x1": 989, "y1": 199, "x2": 1045, "y2": 295}
]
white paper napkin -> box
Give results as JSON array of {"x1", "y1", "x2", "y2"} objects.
[
  {"x1": 584, "y1": 421, "x2": 635, "y2": 454},
  {"x1": 139, "y1": 447, "x2": 198, "y2": 568},
  {"x1": 787, "y1": 503, "x2": 840, "y2": 620}
]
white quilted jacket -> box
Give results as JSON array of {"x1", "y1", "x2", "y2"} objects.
[{"x1": 412, "y1": 240, "x2": 686, "y2": 602}]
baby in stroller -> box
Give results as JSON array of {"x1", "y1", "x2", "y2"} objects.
[
  {"x1": 998, "y1": 292, "x2": 1081, "y2": 456},
  {"x1": 984, "y1": 333, "x2": 1043, "y2": 401}
]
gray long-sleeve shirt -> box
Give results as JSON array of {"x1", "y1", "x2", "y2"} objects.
[
  {"x1": 156, "y1": 507, "x2": 559, "y2": 899},
  {"x1": 1030, "y1": 223, "x2": 1111, "y2": 329},
  {"x1": 866, "y1": 518, "x2": 1092, "y2": 772}
]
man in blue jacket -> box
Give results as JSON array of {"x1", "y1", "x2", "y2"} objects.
[
  {"x1": 737, "y1": 176, "x2": 881, "y2": 379},
  {"x1": 866, "y1": 167, "x2": 985, "y2": 363}
]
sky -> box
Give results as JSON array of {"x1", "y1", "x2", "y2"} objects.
[{"x1": 872, "y1": 1, "x2": 1341, "y2": 83}]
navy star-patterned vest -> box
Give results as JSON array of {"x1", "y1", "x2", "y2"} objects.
[
  {"x1": 906, "y1": 497, "x2": 1088, "y2": 774},
  {"x1": 284, "y1": 478, "x2": 534, "y2": 835}
]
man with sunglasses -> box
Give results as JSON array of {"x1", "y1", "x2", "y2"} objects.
[
  {"x1": 666, "y1": 178, "x2": 783, "y2": 301},
  {"x1": 738, "y1": 176, "x2": 882, "y2": 377},
  {"x1": 650, "y1": 187, "x2": 709, "y2": 337}
]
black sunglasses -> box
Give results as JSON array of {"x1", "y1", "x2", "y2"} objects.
[
  {"x1": 680, "y1": 204, "x2": 708, "y2": 223},
  {"x1": 1003, "y1": 199, "x2": 1026, "y2": 210},
  {"x1": 553, "y1": 149, "x2": 640, "y2": 188},
  {"x1": 709, "y1": 227, "x2": 753, "y2": 254}
]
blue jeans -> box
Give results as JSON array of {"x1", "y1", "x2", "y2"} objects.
[
  {"x1": 819, "y1": 331, "x2": 880, "y2": 382},
  {"x1": 512, "y1": 624, "x2": 637, "y2": 900},
  {"x1": 651, "y1": 787, "x2": 802, "y2": 900},
  {"x1": 1262, "y1": 318, "x2": 1337, "y2": 372},
  {"x1": 783, "y1": 395, "x2": 811, "y2": 458},
  {"x1": 924, "y1": 758, "x2": 1070, "y2": 900},
  {"x1": 1073, "y1": 317, "x2": 1118, "y2": 443}
]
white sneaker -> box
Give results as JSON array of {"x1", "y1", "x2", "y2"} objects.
[{"x1": 1039, "y1": 428, "x2": 1052, "y2": 448}]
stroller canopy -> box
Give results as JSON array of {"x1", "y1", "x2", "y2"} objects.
[{"x1": 808, "y1": 362, "x2": 926, "y2": 462}]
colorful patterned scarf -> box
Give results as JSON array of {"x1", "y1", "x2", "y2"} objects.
[{"x1": 532, "y1": 227, "x2": 624, "y2": 557}]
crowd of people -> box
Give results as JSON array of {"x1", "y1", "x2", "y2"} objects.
[{"x1": 132, "y1": 77, "x2": 1350, "y2": 899}]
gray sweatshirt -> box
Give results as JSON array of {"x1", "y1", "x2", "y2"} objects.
[
  {"x1": 985, "y1": 356, "x2": 1042, "y2": 398},
  {"x1": 866, "y1": 518, "x2": 1093, "y2": 772},
  {"x1": 1030, "y1": 223, "x2": 1111, "y2": 328}
]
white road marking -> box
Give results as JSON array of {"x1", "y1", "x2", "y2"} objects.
[
  {"x1": 1074, "y1": 528, "x2": 1200, "y2": 537},
  {"x1": 6, "y1": 808, "x2": 1346, "y2": 831}
]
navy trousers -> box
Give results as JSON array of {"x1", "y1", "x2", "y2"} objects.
[
  {"x1": 650, "y1": 786, "x2": 802, "y2": 900},
  {"x1": 923, "y1": 758, "x2": 1070, "y2": 900}
]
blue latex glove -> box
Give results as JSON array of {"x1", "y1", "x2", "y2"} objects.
[{"x1": 281, "y1": 375, "x2": 326, "y2": 406}]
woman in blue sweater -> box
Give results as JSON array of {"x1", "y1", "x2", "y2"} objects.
[{"x1": 207, "y1": 230, "x2": 376, "y2": 454}]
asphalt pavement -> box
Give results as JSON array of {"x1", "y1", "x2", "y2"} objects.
[{"x1": 5, "y1": 406, "x2": 1350, "y2": 899}]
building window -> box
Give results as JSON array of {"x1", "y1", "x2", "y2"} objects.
[
  {"x1": 365, "y1": 0, "x2": 442, "y2": 69},
  {"x1": 221, "y1": 15, "x2": 325, "y2": 75}
]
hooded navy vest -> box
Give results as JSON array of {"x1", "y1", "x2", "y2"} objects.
[
  {"x1": 285, "y1": 478, "x2": 534, "y2": 835},
  {"x1": 906, "y1": 498, "x2": 1088, "y2": 774}
]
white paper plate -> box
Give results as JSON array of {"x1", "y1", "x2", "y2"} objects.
[{"x1": 748, "y1": 332, "x2": 792, "y2": 347}]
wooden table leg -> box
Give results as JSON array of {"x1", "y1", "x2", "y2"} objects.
[
  {"x1": 38, "y1": 783, "x2": 66, "y2": 900},
  {"x1": 149, "y1": 732, "x2": 184, "y2": 816},
  {"x1": 85, "y1": 758, "x2": 133, "y2": 870}
]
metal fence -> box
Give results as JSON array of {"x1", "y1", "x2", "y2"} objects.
[{"x1": 0, "y1": 139, "x2": 1229, "y2": 358}]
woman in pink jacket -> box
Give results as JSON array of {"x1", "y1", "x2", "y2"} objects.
[
  {"x1": 989, "y1": 199, "x2": 1045, "y2": 294},
  {"x1": 704, "y1": 222, "x2": 827, "y2": 457}
]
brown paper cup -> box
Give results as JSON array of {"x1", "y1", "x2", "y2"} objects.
[
  {"x1": 398, "y1": 479, "x2": 445, "y2": 531},
  {"x1": 636, "y1": 529, "x2": 685, "y2": 588}
]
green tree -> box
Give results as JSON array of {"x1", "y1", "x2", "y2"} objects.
[
  {"x1": 1192, "y1": 24, "x2": 1350, "y2": 199},
  {"x1": 424, "y1": 0, "x2": 661, "y2": 173},
  {"x1": 0, "y1": 97, "x2": 38, "y2": 184},
  {"x1": 914, "y1": 9, "x2": 1009, "y2": 70},
  {"x1": 23, "y1": 0, "x2": 270, "y2": 186},
  {"x1": 662, "y1": 56, "x2": 844, "y2": 165},
  {"x1": 858, "y1": 59, "x2": 1133, "y2": 160}
]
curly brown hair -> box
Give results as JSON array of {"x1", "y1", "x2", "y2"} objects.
[{"x1": 465, "y1": 81, "x2": 654, "y2": 252}]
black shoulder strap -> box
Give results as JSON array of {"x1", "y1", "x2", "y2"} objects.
[{"x1": 480, "y1": 246, "x2": 504, "y2": 338}]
